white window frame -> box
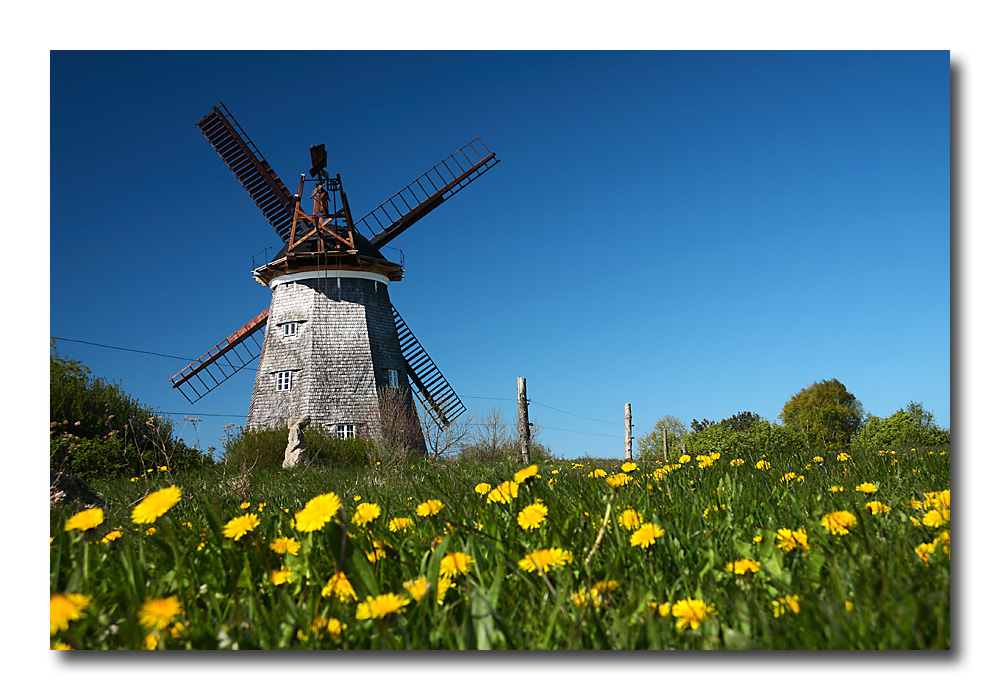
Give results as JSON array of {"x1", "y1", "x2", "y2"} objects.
[
  {"x1": 275, "y1": 371, "x2": 292, "y2": 392},
  {"x1": 335, "y1": 423, "x2": 356, "y2": 439},
  {"x1": 282, "y1": 322, "x2": 298, "y2": 337},
  {"x1": 387, "y1": 369, "x2": 399, "y2": 389}
]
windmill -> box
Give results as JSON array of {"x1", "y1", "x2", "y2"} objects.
[{"x1": 169, "y1": 103, "x2": 499, "y2": 452}]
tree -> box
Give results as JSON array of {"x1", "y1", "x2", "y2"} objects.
[
  {"x1": 779, "y1": 378, "x2": 864, "y2": 452},
  {"x1": 420, "y1": 406, "x2": 477, "y2": 460},
  {"x1": 852, "y1": 401, "x2": 950, "y2": 453},
  {"x1": 637, "y1": 414, "x2": 686, "y2": 462}
]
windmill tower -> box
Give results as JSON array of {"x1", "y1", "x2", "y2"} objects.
[{"x1": 169, "y1": 103, "x2": 499, "y2": 452}]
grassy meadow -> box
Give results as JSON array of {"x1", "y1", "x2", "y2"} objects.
[{"x1": 50, "y1": 447, "x2": 950, "y2": 650}]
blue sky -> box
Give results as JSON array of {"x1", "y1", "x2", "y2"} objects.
[{"x1": 49, "y1": 50, "x2": 950, "y2": 458}]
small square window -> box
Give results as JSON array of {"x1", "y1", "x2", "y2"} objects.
[
  {"x1": 275, "y1": 371, "x2": 291, "y2": 392},
  {"x1": 387, "y1": 369, "x2": 399, "y2": 389},
  {"x1": 282, "y1": 322, "x2": 297, "y2": 337},
  {"x1": 336, "y1": 423, "x2": 356, "y2": 439}
]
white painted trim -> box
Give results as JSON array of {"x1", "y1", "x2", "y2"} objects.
[{"x1": 271, "y1": 269, "x2": 390, "y2": 288}]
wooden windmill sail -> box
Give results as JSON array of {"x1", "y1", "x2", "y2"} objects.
[{"x1": 169, "y1": 103, "x2": 498, "y2": 447}]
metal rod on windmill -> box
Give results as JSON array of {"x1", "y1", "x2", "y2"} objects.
[
  {"x1": 518, "y1": 377, "x2": 531, "y2": 465},
  {"x1": 625, "y1": 403, "x2": 633, "y2": 461}
]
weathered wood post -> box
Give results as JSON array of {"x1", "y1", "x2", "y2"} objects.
[
  {"x1": 662, "y1": 428, "x2": 668, "y2": 463},
  {"x1": 625, "y1": 403, "x2": 633, "y2": 461},
  {"x1": 517, "y1": 377, "x2": 531, "y2": 464}
]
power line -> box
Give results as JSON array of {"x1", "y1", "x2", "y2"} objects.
[
  {"x1": 52, "y1": 335, "x2": 623, "y2": 439},
  {"x1": 53, "y1": 336, "x2": 197, "y2": 363},
  {"x1": 531, "y1": 400, "x2": 619, "y2": 426}
]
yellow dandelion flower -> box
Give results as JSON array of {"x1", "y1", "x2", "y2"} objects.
[
  {"x1": 755, "y1": 459, "x2": 771, "y2": 470},
  {"x1": 365, "y1": 540, "x2": 389, "y2": 563},
  {"x1": 865, "y1": 501, "x2": 891, "y2": 515},
  {"x1": 101, "y1": 529, "x2": 123, "y2": 543},
  {"x1": 587, "y1": 469, "x2": 607, "y2": 478},
  {"x1": 321, "y1": 572, "x2": 357, "y2": 602},
  {"x1": 572, "y1": 580, "x2": 620, "y2": 608},
  {"x1": 131, "y1": 485, "x2": 181, "y2": 524},
  {"x1": 772, "y1": 594, "x2": 801, "y2": 618},
  {"x1": 752, "y1": 535, "x2": 763, "y2": 544},
  {"x1": 837, "y1": 452, "x2": 851, "y2": 462},
  {"x1": 518, "y1": 547, "x2": 573, "y2": 574},
  {"x1": 914, "y1": 541, "x2": 936, "y2": 564},
  {"x1": 829, "y1": 485, "x2": 844, "y2": 493},
  {"x1": 724, "y1": 558, "x2": 761, "y2": 575},
  {"x1": 780, "y1": 472, "x2": 798, "y2": 483},
  {"x1": 356, "y1": 593, "x2": 410, "y2": 620},
  {"x1": 617, "y1": 508, "x2": 643, "y2": 531},
  {"x1": 730, "y1": 458, "x2": 745, "y2": 466},
  {"x1": 294, "y1": 492, "x2": 342, "y2": 532},
  {"x1": 679, "y1": 455, "x2": 691, "y2": 464},
  {"x1": 671, "y1": 598, "x2": 715, "y2": 631},
  {"x1": 138, "y1": 596, "x2": 181, "y2": 631},
  {"x1": 269, "y1": 536, "x2": 301, "y2": 556},
  {"x1": 928, "y1": 490, "x2": 950, "y2": 511},
  {"x1": 605, "y1": 473, "x2": 633, "y2": 489},
  {"x1": 514, "y1": 464, "x2": 539, "y2": 483},
  {"x1": 50, "y1": 593, "x2": 91, "y2": 635},
  {"x1": 855, "y1": 483, "x2": 878, "y2": 494},
  {"x1": 64, "y1": 507, "x2": 104, "y2": 532},
  {"x1": 325, "y1": 618, "x2": 346, "y2": 638},
  {"x1": 621, "y1": 462, "x2": 638, "y2": 473},
  {"x1": 821, "y1": 510, "x2": 857, "y2": 535},
  {"x1": 403, "y1": 576, "x2": 453, "y2": 603},
  {"x1": 270, "y1": 567, "x2": 295, "y2": 585},
  {"x1": 922, "y1": 509, "x2": 949, "y2": 528},
  {"x1": 812, "y1": 456, "x2": 824, "y2": 463},
  {"x1": 389, "y1": 517, "x2": 414, "y2": 532},
  {"x1": 239, "y1": 501, "x2": 250, "y2": 510},
  {"x1": 416, "y1": 499, "x2": 444, "y2": 517},
  {"x1": 351, "y1": 502, "x2": 381, "y2": 526},
  {"x1": 775, "y1": 527, "x2": 810, "y2": 552},
  {"x1": 630, "y1": 522, "x2": 665, "y2": 549},
  {"x1": 516, "y1": 502, "x2": 549, "y2": 530},
  {"x1": 475, "y1": 483, "x2": 491, "y2": 495},
  {"x1": 487, "y1": 481, "x2": 518, "y2": 504},
  {"x1": 222, "y1": 513, "x2": 259, "y2": 541},
  {"x1": 439, "y1": 551, "x2": 474, "y2": 578}
]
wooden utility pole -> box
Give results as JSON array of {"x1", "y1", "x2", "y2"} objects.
[
  {"x1": 624, "y1": 403, "x2": 633, "y2": 461},
  {"x1": 662, "y1": 428, "x2": 668, "y2": 462},
  {"x1": 517, "y1": 377, "x2": 531, "y2": 464}
]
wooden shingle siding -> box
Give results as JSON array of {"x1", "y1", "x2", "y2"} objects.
[{"x1": 246, "y1": 273, "x2": 425, "y2": 453}]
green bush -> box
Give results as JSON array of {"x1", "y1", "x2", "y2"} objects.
[
  {"x1": 679, "y1": 419, "x2": 807, "y2": 461},
  {"x1": 221, "y1": 424, "x2": 376, "y2": 471},
  {"x1": 852, "y1": 402, "x2": 950, "y2": 453},
  {"x1": 50, "y1": 341, "x2": 213, "y2": 478}
]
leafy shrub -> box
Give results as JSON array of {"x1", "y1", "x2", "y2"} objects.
[
  {"x1": 49, "y1": 341, "x2": 213, "y2": 478},
  {"x1": 852, "y1": 402, "x2": 950, "y2": 453},
  {"x1": 221, "y1": 423, "x2": 376, "y2": 471},
  {"x1": 679, "y1": 419, "x2": 807, "y2": 461}
]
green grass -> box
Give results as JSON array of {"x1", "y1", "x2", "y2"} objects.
[{"x1": 50, "y1": 447, "x2": 950, "y2": 650}]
